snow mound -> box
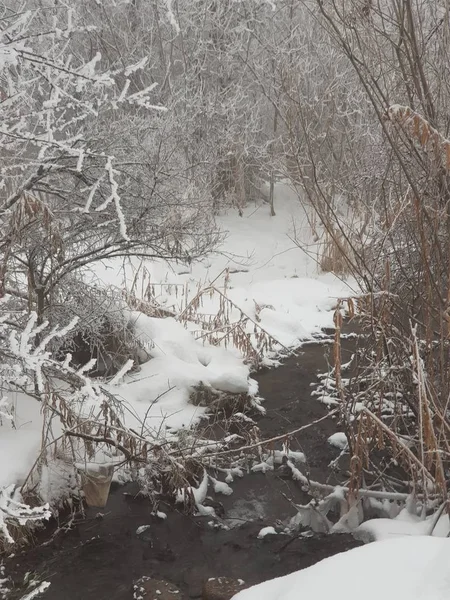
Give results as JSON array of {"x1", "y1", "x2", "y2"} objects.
[
  {"x1": 108, "y1": 311, "x2": 255, "y2": 433},
  {"x1": 232, "y1": 537, "x2": 450, "y2": 600},
  {"x1": 328, "y1": 432, "x2": 348, "y2": 450},
  {"x1": 228, "y1": 277, "x2": 346, "y2": 347},
  {"x1": 355, "y1": 507, "x2": 450, "y2": 541},
  {"x1": 257, "y1": 526, "x2": 277, "y2": 539}
]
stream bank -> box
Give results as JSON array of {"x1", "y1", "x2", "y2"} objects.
[{"x1": 4, "y1": 337, "x2": 361, "y2": 600}]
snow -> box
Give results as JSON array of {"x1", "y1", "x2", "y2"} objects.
[
  {"x1": 257, "y1": 526, "x2": 277, "y2": 539},
  {"x1": 176, "y1": 470, "x2": 209, "y2": 507},
  {"x1": 211, "y1": 477, "x2": 233, "y2": 496},
  {"x1": 355, "y1": 507, "x2": 450, "y2": 541},
  {"x1": 0, "y1": 393, "x2": 45, "y2": 489},
  {"x1": 327, "y1": 432, "x2": 348, "y2": 450},
  {"x1": 153, "y1": 511, "x2": 167, "y2": 520},
  {"x1": 108, "y1": 311, "x2": 253, "y2": 435},
  {"x1": 19, "y1": 582, "x2": 51, "y2": 600},
  {"x1": 136, "y1": 525, "x2": 151, "y2": 535},
  {"x1": 232, "y1": 537, "x2": 450, "y2": 600},
  {"x1": 92, "y1": 182, "x2": 353, "y2": 350},
  {"x1": 94, "y1": 185, "x2": 352, "y2": 439},
  {"x1": 0, "y1": 485, "x2": 51, "y2": 544}
]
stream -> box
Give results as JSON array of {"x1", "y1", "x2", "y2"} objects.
[{"x1": 4, "y1": 337, "x2": 362, "y2": 599}]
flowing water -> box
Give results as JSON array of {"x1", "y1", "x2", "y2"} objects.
[{"x1": 5, "y1": 338, "x2": 361, "y2": 599}]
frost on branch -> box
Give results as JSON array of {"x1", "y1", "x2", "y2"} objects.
[
  {"x1": 0, "y1": 4, "x2": 164, "y2": 242},
  {"x1": 3, "y1": 312, "x2": 79, "y2": 394},
  {"x1": 0, "y1": 397, "x2": 12, "y2": 424},
  {"x1": 0, "y1": 485, "x2": 51, "y2": 545}
]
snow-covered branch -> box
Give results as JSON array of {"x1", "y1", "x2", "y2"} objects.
[{"x1": 0, "y1": 485, "x2": 51, "y2": 544}]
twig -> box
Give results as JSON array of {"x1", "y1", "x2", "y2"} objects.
[
  {"x1": 203, "y1": 409, "x2": 339, "y2": 458},
  {"x1": 362, "y1": 407, "x2": 436, "y2": 485},
  {"x1": 64, "y1": 430, "x2": 133, "y2": 460}
]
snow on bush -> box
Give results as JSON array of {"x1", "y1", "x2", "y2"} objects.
[{"x1": 0, "y1": 485, "x2": 50, "y2": 545}]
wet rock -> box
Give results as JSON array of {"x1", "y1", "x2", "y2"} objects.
[
  {"x1": 136, "y1": 525, "x2": 154, "y2": 545},
  {"x1": 133, "y1": 576, "x2": 184, "y2": 600},
  {"x1": 202, "y1": 577, "x2": 247, "y2": 600}
]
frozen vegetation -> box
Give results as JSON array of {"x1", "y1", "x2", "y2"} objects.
[{"x1": 1, "y1": 0, "x2": 450, "y2": 598}]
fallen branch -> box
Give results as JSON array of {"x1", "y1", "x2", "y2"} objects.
[
  {"x1": 289, "y1": 464, "x2": 428, "y2": 502},
  {"x1": 202, "y1": 409, "x2": 339, "y2": 458}
]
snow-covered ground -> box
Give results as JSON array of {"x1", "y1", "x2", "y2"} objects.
[
  {"x1": 97, "y1": 183, "x2": 353, "y2": 439},
  {"x1": 232, "y1": 536, "x2": 450, "y2": 600},
  {"x1": 106, "y1": 310, "x2": 256, "y2": 435},
  {"x1": 93, "y1": 182, "x2": 354, "y2": 346},
  {"x1": 0, "y1": 183, "x2": 353, "y2": 503}
]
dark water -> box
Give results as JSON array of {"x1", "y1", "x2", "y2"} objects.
[{"x1": 5, "y1": 338, "x2": 361, "y2": 599}]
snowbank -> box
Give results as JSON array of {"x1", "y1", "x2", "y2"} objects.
[
  {"x1": 108, "y1": 311, "x2": 255, "y2": 434},
  {"x1": 232, "y1": 537, "x2": 450, "y2": 600},
  {"x1": 227, "y1": 277, "x2": 345, "y2": 347},
  {"x1": 355, "y1": 507, "x2": 450, "y2": 541},
  {"x1": 328, "y1": 432, "x2": 348, "y2": 450}
]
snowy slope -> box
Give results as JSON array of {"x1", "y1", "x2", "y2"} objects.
[{"x1": 232, "y1": 537, "x2": 450, "y2": 600}]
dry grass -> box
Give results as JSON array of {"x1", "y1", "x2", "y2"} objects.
[
  {"x1": 319, "y1": 229, "x2": 354, "y2": 276},
  {"x1": 177, "y1": 275, "x2": 289, "y2": 367}
]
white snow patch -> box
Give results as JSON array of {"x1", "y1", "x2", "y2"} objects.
[
  {"x1": 18, "y1": 582, "x2": 51, "y2": 600},
  {"x1": 106, "y1": 312, "x2": 253, "y2": 436},
  {"x1": 232, "y1": 537, "x2": 450, "y2": 600},
  {"x1": 176, "y1": 470, "x2": 209, "y2": 508},
  {"x1": 328, "y1": 432, "x2": 348, "y2": 450},
  {"x1": 152, "y1": 511, "x2": 167, "y2": 520},
  {"x1": 257, "y1": 526, "x2": 277, "y2": 539},
  {"x1": 136, "y1": 525, "x2": 151, "y2": 535},
  {"x1": 0, "y1": 393, "x2": 45, "y2": 489},
  {"x1": 356, "y1": 507, "x2": 450, "y2": 541},
  {"x1": 211, "y1": 477, "x2": 233, "y2": 496}
]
